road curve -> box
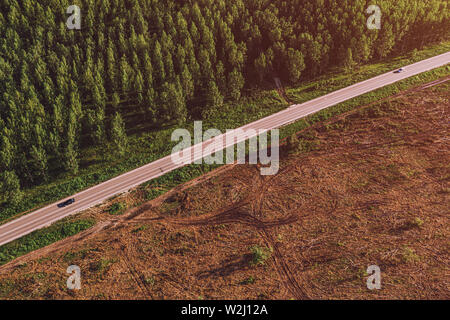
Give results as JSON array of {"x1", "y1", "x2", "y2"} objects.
[{"x1": 0, "y1": 52, "x2": 449, "y2": 246}]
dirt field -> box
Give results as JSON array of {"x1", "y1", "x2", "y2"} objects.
[{"x1": 0, "y1": 80, "x2": 448, "y2": 300}]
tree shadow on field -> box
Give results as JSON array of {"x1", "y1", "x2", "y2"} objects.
[{"x1": 195, "y1": 253, "x2": 253, "y2": 280}]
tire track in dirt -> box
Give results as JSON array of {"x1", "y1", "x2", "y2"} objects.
[
  {"x1": 259, "y1": 228, "x2": 310, "y2": 299},
  {"x1": 120, "y1": 250, "x2": 153, "y2": 299},
  {"x1": 169, "y1": 208, "x2": 309, "y2": 299}
]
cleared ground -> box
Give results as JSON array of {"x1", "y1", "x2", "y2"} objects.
[{"x1": 0, "y1": 80, "x2": 448, "y2": 299}]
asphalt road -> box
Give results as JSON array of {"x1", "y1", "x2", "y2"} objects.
[{"x1": 0, "y1": 52, "x2": 449, "y2": 246}]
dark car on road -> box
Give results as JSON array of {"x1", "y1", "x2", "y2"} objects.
[
  {"x1": 57, "y1": 198, "x2": 75, "y2": 208},
  {"x1": 394, "y1": 68, "x2": 404, "y2": 73}
]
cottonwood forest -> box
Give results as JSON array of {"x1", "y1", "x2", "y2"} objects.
[{"x1": 0, "y1": 0, "x2": 449, "y2": 202}]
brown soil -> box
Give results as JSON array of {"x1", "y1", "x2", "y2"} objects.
[{"x1": 0, "y1": 80, "x2": 448, "y2": 300}]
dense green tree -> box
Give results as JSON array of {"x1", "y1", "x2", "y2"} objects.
[
  {"x1": 152, "y1": 40, "x2": 166, "y2": 84},
  {"x1": 343, "y1": 47, "x2": 356, "y2": 71},
  {"x1": 86, "y1": 108, "x2": 106, "y2": 146},
  {"x1": 133, "y1": 70, "x2": 145, "y2": 104},
  {"x1": 63, "y1": 110, "x2": 79, "y2": 175},
  {"x1": 159, "y1": 81, "x2": 187, "y2": 124},
  {"x1": 254, "y1": 52, "x2": 268, "y2": 83},
  {"x1": 106, "y1": 40, "x2": 117, "y2": 92},
  {"x1": 110, "y1": 112, "x2": 128, "y2": 158},
  {"x1": 205, "y1": 80, "x2": 224, "y2": 111},
  {"x1": 0, "y1": 127, "x2": 14, "y2": 172},
  {"x1": 286, "y1": 48, "x2": 305, "y2": 83},
  {"x1": 29, "y1": 123, "x2": 48, "y2": 182},
  {"x1": 227, "y1": 69, "x2": 245, "y2": 101},
  {"x1": 180, "y1": 64, "x2": 195, "y2": 101},
  {"x1": 0, "y1": 170, "x2": 23, "y2": 206},
  {"x1": 119, "y1": 55, "x2": 132, "y2": 93},
  {"x1": 111, "y1": 92, "x2": 120, "y2": 111}
]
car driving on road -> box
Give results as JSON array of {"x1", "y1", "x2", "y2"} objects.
[
  {"x1": 57, "y1": 198, "x2": 75, "y2": 208},
  {"x1": 394, "y1": 68, "x2": 404, "y2": 73}
]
